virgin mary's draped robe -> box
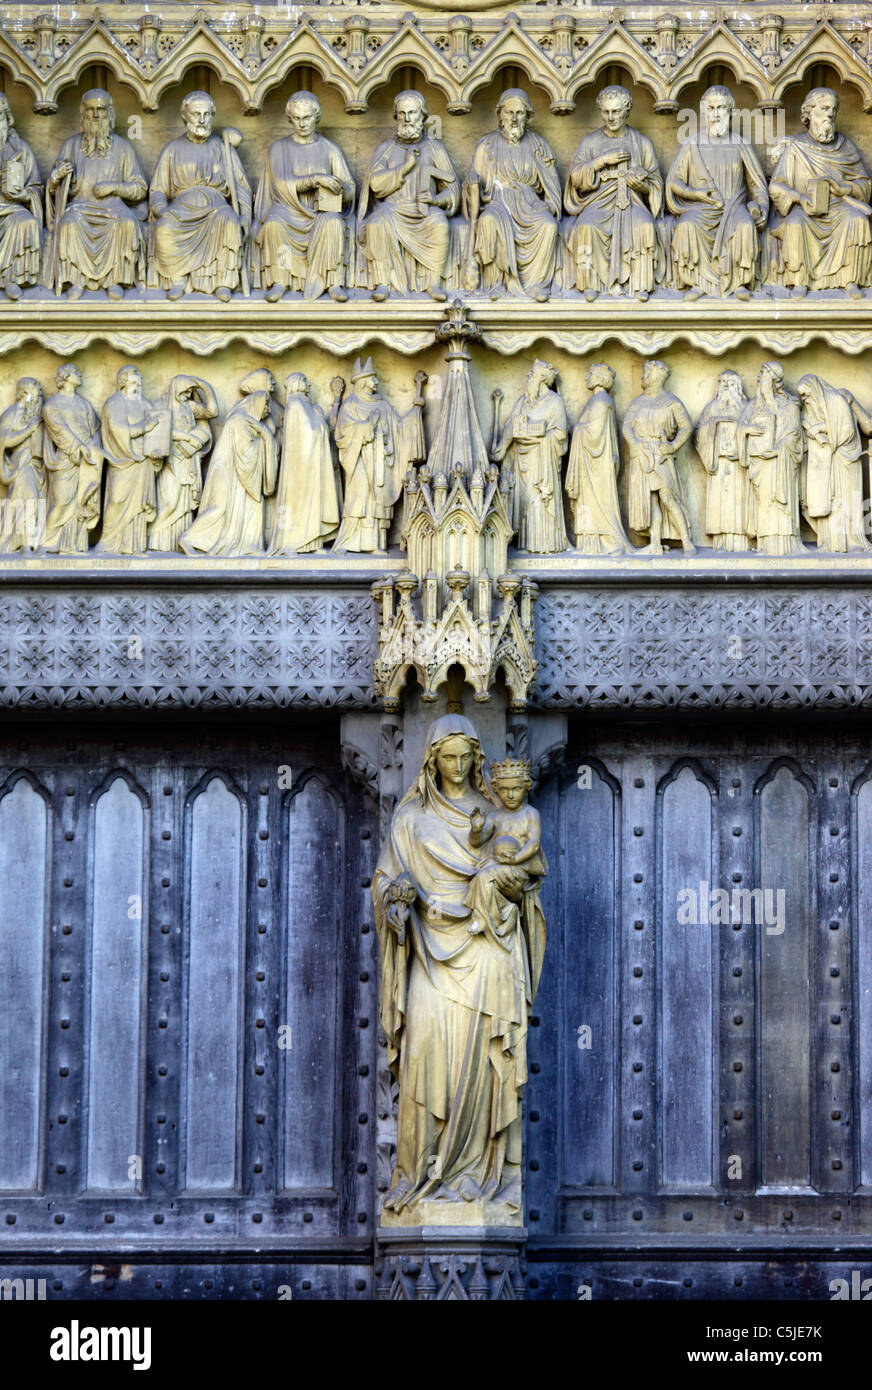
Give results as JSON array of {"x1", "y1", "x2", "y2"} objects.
[
  {"x1": 150, "y1": 134, "x2": 251, "y2": 294},
  {"x1": 180, "y1": 392, "x2": 277, "y2": 557},
  {"x1": 0, "y1": 130, "x2": 42, "y2": 288},
  {"x1": 769, "y1": 133, "x2": 872, "y2": 290},
  {"x1": 565, "y1": 388, "x2": 632, "y2": 554},
  {"x1": 253, "y1": 134, "x2": 354, "y2": 298},
  {"x1": 97, "y1": 391, "x2": 158, "y2": 555},
  {"x1": 470, "y1": 131, "x2": 561, "y2": 297},
  {"x1": 564, "y1": 127, "x2": 663, "y2": 296},
  {"x1": 667, "y1": 136, "x2": 768, "y2": 295},
  {"x1": 270, "y1": 391, "x2": 340, "y2": 554},
  {"x1": 372, "y1": 715, "x2": 546, "y2": 1212}
]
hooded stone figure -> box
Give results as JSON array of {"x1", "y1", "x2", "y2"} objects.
[
  {"x1": 270, "y1": 373, "x2": 340, "y2": 554},
  {"x1": 797, "y1": 372, "x2": 872, "y2": 554},
  {"x1": 372, "y1": 714, "x2": 546, "y2": 1216},
  {"x1": 180, "y1": 386, "x2": 278, "y2": 557}
]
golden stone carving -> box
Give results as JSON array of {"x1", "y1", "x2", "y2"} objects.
[
  {"x1": 797, "y1": 374, "x2": 872, "y2": 554},
  {"x1": 566, "y1": 363, "x2": 632, "y2": 555},
  {"x1": 373, "y1": 715, "x2": 546, "y2": 1222},
  {"x1": 96, "y1": 365, "x2": 159, "y2": 556},
  {"x1": 0, "y1": 376, "x2": 45, "y2": 551},
  {"x1": 564, "y1": 85, "x2": 663, "y2": 302},
  {"x1": 769, "y1": 89, "x2": 872, "y2": 298},
  {"x1": 0, "y1": 93, "x2": 42, "y2": 301},
  {"x1": 252, "y1": 91, "x2": 354, "y2": 304},
  {"x1": 465, "y1": 89, "x2": 561, "y2": 302},
  {"x1": 149, "y1": 91, "x2": 251, "y2": 302},
  {"x1": 623, "y1": 359, "x2": 696, "y2": 555},
  {"x1": 147, "y1": 375, "x2": 217, "y2": 554},
  {"x1": 179, "y1": 374, "x2": 277, "y2": 556},
  {"x1": 492, "y1": 359, "x2": 568, "y2": 554},
  {"x1": 737, "y1": 360, "x2": 804, "y2": 556},
  {"x1": 270, "y1": 373, "x2": 340, "y2": 555},
  {"x1": 333, "y1": 357, "x2": 424, "y2": 553},
  {"x1": 357, "y1": 90, "x2": 458, "y2": 302},
  {"x1": 695, "y1": 369, "x2": 752, "y2": 552},
  {"x1": 40, "y1": 363, "x2": 102, "y2": 554},
  {"x1": 47, "y1": 89, "x2": 147, "y2": 299},
  {"x1": 666, "y1": 86, "x2": 768, "y2": 301}
]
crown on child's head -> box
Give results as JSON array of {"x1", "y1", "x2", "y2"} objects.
[{"x1": 490, "y1": 757, "x2": 533, "y2": 784}]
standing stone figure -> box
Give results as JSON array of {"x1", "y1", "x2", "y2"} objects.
[
  {"x1": 666, "y1": 86, "x2": 769, "y2": 301},
  {"x1": 796, "y1": 373, "x2": 872, "y2": 553},
  {"x1": 768, "y1": 88, "x2": 872, "y2": 297},
  {"x1": 0, "y1": 94, "x2": 42, "y2": 301},
  {"x1": 147, "y1": 375, "x2": 217, "y2": 553},
  {"x1": 0, "y1": 377, "x2": 45, "y2": 551},
  {"x1": 357, "y1": 90, "x2": 459, "y2": 302},
  {"x1": 40, "y1": 365, "x2": 102, "y2": 554},
  {"x1": 96, "y1": 366, "x2": 159, "y2": 556},
  {"x1": 492, "y1": 360, "x2": 568, "y2": 554},
  {"x1": 465, "y1": 89, "x2": 561, "y2": 302},
  {"x1": 47, "y1": 89, "x2": 147, "y2": 300},
  {"x1": 565, "y1": 363, "x2": 632, "y2": 554},
  {"x1": 252, "y1": 91, "x2": 354, "y2": 304},
  {"x1": 270, "y1": 373, "x2": 340, "y2": 554},
  {"x1": 333, "y1": 358, "x2": 423, "y2": 553},
  {"x1": 737, "y1": 361, "x2": 804, "y2": 556},
  {"x1": 623, "y1": 360, "x2": 696, "y2": 555},
  {"x1": 563, "y1": 86, "x2": 663, "y2": 302},
  {"x1": 150, "y1": 92, "x2": 251, "y2": 302},
  {"x1": 180, "y1": 381, "x2": 278, "y2": 556},
  {"x1": 373, "y1": 714, "x2": 546, "y2": 1216},
  {"x1": 694, "y1": 370, "x2": 752, "y2": 551}
]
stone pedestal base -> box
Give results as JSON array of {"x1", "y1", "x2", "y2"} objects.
[{"x1": 375, "y1": 1226, "x2": 527, "y2": 1301}]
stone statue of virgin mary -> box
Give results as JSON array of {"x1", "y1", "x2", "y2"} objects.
[{"x1": 372, "y1": 714, "x2": 546, "y2": 1220}]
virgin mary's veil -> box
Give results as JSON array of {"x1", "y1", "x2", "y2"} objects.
[{"x1": 399, "y1": 713, "x2": 494, "y2": 813}]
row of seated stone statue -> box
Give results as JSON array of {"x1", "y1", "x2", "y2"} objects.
[
  {"x1": 1, "y1": 82, "x2": 870, "y2": 302},
  {"x1": 1, "y1": 354, "x2": 869, "y2": 558}
]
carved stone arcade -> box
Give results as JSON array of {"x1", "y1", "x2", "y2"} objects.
[{"x1": 1, "y1": 1, "x2": 872, "y2": 1305}]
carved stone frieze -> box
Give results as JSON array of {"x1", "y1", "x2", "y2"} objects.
[{"x1": 0, "y1": 585, "x2": 378, "y2": 709}]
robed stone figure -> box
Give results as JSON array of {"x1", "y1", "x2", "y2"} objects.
[
  {"x1": 737, "y1": 361, "x2": 804, "y2": 556},
  {"x1": 465, "y1": 89, "x2": 561, "y2": 302},
  {"x1": 565, "y1": 363, "x2": 632, "y2": 554},
  {"x1": 358, "y1": 90, "x2": 459, "y2": 302},
  {"x1": 40, "y1": 365, "x2": 102, "y2": 554},
  {"x1": 333, "y1": 358, "x2": 423, "y2": 553},
  {"x1": 150, "y1": 92, "x2": 251, "y2": 302},
  {"x1": 270, "y1": 373, "x2": 340, "y2": 554},
  {"x1": 180, "y1": 384, "x2": 278, "y2": 556},
  {"x1": 373, "y1": 714, "x2": 546, "y2": 1215},
  {"x1": 563, "y1": 85, "x2": 663, "y2": 301},
  {"x1": 769, "y1": 88, "x2": 872, "y2": 297},
  {"x1": 96, "y1": 366, "x2": 159, "y2": 556},
  {"x1": 252, "y1": 91, "x2": 354, "y2": 303},
  {"x1": 0, "y1": 377, "x2": 45, "y2": 551},
  {"x1": 492, "y1": 360, "x2": 568, "y2": 554},
  {"x1": 0, "y1": 94, "x2": 42, "y2": 301},
  {"x1": 48, "y1": 89, "x2": 147, "y2": 299},
  {"x1": 623, "y1": 359, "x2": 696, "y2": 555},
  {"x1": 666, "y1": 86, "x2": 768, "y2": 300},
  {"x1": 695, "y1": 370, "x2": 752, "y2": 551},
  {"x1": 147, "y1": 375, "x2": 217, "y2": 553},
  {"x1": 796, "y1": 373, "x2": 872, "y2": 554}
]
